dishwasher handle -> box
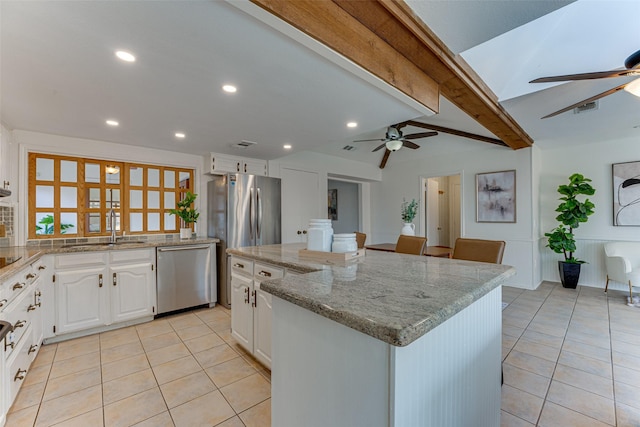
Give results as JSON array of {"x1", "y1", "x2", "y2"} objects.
[{"x1": 158, "y1": 245, "x2": 211, "y2": 252}]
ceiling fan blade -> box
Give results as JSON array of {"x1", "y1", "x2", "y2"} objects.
[
  {"x1": 372, "y1": 142, "x2": 387, "y2": 152},
  {"x1": 353, "y1": 138, "x2": 385, "y2": 143},
  {"x1": 401, "y1": 120, "x2": 507, "y2": 146},
  {"x1": 542, "y1": 82, "x2": 630, "y2": 119},
  {"x1": 530, "y1": 69, "x2": 637, "y2": 83},
  {"x1": 402, "y1": 140, "x2": 420, "y2": 149},
  {"x1": 379, "y1": 149, "x2": 391, "y2": 169},
  {"x1": 402, "y1": 131, "x2": 438, "y2": 140}
]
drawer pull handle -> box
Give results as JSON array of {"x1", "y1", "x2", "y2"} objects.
[
  {"x1": 258, "y1": 270, "x2": 272, "y2": 277},
  {"x1": 26, "y1": 273, "x2": 36, "y2": 280},
  {"x1": 27, "y1": 304, "x2": 37, "y2": 312},
  {"x1": 233, "y1": 263, "x2": 245, "y2": 269},
  {"x1": 5, "y1": 341, "x2": 15, "y2": 351},
  {"x1": 251, "y1": 290, "x2": 257, "y2": 308},
  {"x1": 113, "y1": 273, "x2": 117, "y2": 286},
  {"x1": 99, "y1": 274, "x2": 103, "y2": 288},
  {"x1": 28, "y1": 344, "x2": 38, "y2": 354},
  {"x1": 12, "y1": 282, "x2": 25, "y2": 291},
  {"x1": 35, "y1": 291, "x2": 42, "y2": 307},
  {"x1": 38, "y1": 265, "x2": 46, "y2": 270},
  {"x1": 0, "y1": 298, "x2": 7, "y2": 308},
  {"x1": 14, "y1": 369, "x2": 27, "y2": 381},
  {"x1": 14, "y1": 320, "x2": 26, "y2": 329},
  {"x1": 244, "y1": 287, "x2": 250, "y2": 304}
]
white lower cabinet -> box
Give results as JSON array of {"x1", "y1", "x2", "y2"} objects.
[
  {"x1": 54, "y1": 249, "x2": 156, "y2": 336},
  {"x1": 1, "y1": 258, "x2": 47, "y2": 425},
  {"x1": 230, "y1": 257, "x2": 283, "y2": 369}
]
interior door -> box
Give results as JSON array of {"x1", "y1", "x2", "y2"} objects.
[
  {"x1": 427, "y1": 178, "x2": 440, "y2": 246},
  {"x1": 450, "y1": 176, "x2": 461, "y2": 244},
  {"x1": 281, "y1": 168, "x2": 320, "y2": 243}
]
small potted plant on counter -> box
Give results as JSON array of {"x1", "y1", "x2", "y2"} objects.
[
  {"x1": 545, "y1": 173, "x2": 595, "y2": 288},
  {"x1": 170, "y1": 191, "x2": 199, "y2": 239},
  {"x1": 401, "y1": 198, "x2": 419, "y2": 236}
]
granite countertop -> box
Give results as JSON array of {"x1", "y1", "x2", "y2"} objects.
[
  {"x1": 0, "y1": 237, "x2": 219, "y2": 282},
  {"x1": 228, "y1": 243, "x2": 515, "y2": 347}
]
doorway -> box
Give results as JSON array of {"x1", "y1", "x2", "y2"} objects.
[
  {"x1": 422, "y1": 174, "x2": 461, "y2": 248},
  {"x1": 327, "y1": 179, "x2": 361, "y2": 234}
]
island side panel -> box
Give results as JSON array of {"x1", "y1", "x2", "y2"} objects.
[
  {"x1": 271, "y1": 297, "x2": 390, "y2": 427},
  {"x1": 391, "y1": 286, "x2": 502, "y2": 427}
]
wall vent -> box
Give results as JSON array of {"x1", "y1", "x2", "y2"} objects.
[
  {"x1": 573, "y1": 101, "x2": 599, "y2": 114},
  {"x1": 342, "y1": 145, "x2": 356, "y2": 151},
  {"x1": 232, "y1": 140, "x2": 257, "y2": 149}
]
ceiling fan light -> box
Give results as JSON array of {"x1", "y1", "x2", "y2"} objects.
[
  {"x1": 386, "y1": 139, "x2": 402, "y2": 151},
  {"x1": 624, "y1": 78, "x2": 640, "y2": 97}
]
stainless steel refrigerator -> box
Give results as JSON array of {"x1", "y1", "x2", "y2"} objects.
[{"x1": 207, "y1": 174, "x2": 281, "y2": 308}]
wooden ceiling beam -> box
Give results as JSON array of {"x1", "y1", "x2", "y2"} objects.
[
  {"x1": 250, "y1": 0, "x2": 534, "y2": 150},
  {"x1": 248, "y1": 0, "x2": 439, "y2": 114}
]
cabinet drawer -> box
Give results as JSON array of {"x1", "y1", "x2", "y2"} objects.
[
  {"x1": 254, "y1": 263, "x2": 284, "y2": 280},
  {"x1": 56, "y1": 252, "x2": 108, "y2": 268},
  {"x1": 3, "y1": 288, "x2": 35, "y2": 359},
  {"x1": 1, "y1": 267, "x2": 33, "y2": 309},
  {"x1": 110, "y1": 249, "x2": 154, "y2": 264},
  {"x1": 7, "y1": 326, "x2": 33, "y2": 406},
  {"x1": 230, "y1": 257, "x2": 253, "y2": 277}
]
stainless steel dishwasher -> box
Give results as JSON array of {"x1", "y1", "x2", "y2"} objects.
[{"x1": 156, "y1": 243, "x2": 217, "y2": 315}]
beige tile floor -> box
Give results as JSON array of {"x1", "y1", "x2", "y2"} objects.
[
  {"x1": 502, "y1": 282, "x2": 640, "y2": 426},
  {"x1": 5, "y1": 282, "x2": 640, "y2": 426},
  {"x1": 6, "y1": 305, "x2": 271, "y2": 427}
]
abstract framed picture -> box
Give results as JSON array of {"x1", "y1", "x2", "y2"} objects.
[
  {"x1": 328, "y1": 189, "x2": 338, "y2": 220},
  {"x1": 613, "y1": 160, "x2": 640, "y2": 226},
  {"x1": 476, "y1": 170, "x2": 516, "y2": 223}
]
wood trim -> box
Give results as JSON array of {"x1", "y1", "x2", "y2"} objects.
[
  {"x1": 247, "y1": 0, "x2": 439, "y2": 114},
  {"x1": 250, "y1": 0, "x2": 533, "y2": 149}
]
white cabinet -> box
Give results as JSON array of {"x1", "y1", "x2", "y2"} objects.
[
  {"x1": 54, "y1": 249, "x2": 156, "y2": 336},
  {"x1": 1, "y1": 258, "x2": 46, "y2": 423},
  {"x1": 209, "y1": 153, "x2": 268, "y2": 176},
  {"x1": 56, "y1": 266, "x2": 109, "y2": 334},
  {"x1": 0, "y1": 124, "x2": 12, "y2": 198},
  {"x1": 281, "y1": 168, "x2": 321, "y2": 243},
  {"x1": 230, "y1": 256, "x2": 283, "y2": 368}
]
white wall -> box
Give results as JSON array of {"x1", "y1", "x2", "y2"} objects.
[
  {"x1": 370, "y1": 145, "x2": 537, "y2": 288},
  {"x1": 539, "y1": 135, "x2": 640, "y2": 292},
  {"x1": 11, "y1": 130, "x2": 205, "y2": 244}
]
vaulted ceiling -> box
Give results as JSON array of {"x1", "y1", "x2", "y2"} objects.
[{"x1": 1, "y1": 1, "x2": 638, "y2": 166}]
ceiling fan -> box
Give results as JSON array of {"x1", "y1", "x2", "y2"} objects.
[
  {"x1": 353, "y1": 125, "x2": 437, "y2": 169},
  {"x1": 531, "y1": 49, "x2": 640, "y2": 119}
]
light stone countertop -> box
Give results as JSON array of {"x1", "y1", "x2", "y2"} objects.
[
  {"x1": 228, "y1": 243, "x2": 515, "y2": 347},
  {"x1": 0, "y1": 237, "x2": 219, "y2": 282}
]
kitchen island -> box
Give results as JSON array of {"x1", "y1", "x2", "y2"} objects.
[{"x1": 227, "y1": 243, "x2": 515, "y2": 427}]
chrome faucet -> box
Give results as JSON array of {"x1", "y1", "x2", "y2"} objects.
[{"x1": 109, "y1": 208, "x2": 117, "y2": 243}]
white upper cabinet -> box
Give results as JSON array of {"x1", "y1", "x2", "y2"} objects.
[{"x1": 209, "y1": 153, "x2": 267, "y2": 176}]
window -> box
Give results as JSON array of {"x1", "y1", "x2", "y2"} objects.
[{"x1": 28, "y1": 153, "x2": 194, "y2": 239}]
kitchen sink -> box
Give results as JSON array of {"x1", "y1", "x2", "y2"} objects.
[{"x1": 61, "y1": 241, "x2": 147, "y2": 248}]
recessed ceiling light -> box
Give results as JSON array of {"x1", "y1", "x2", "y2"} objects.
[
  {"x1": 106, "y1": 120, "x2": 119, "y2": 127},
  {"x1": 283, "y1": 144, "x2": 292, "y2": 150},
  {"x1": 175, "y1": 132, "x2": 186, "y2": 139},
  {"x1": 115, "y1": 50, "x2": 136, "y2": 62},
  {"x1": 347, "y1": 122, "x2": 358, "y2": 128},
  {"x1": 222, "y1": 84, "x2": 237, "y2": 93}
]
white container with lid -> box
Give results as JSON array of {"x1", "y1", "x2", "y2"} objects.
[
  {"x1": 331, "y1": 233, "x2": 357, "y2": 254},
  {"x1": 307, "y1": 219, "x2": 333, "y2": 252}
]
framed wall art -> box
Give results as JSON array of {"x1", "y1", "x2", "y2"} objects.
[
  {"x1": 328, "y1": 189, "x2": 338, "y2": 220},
  {"x1": 613, "y1": 160, "x2": 640, "y2": 226},
  {"x1": 476, "y1": 170, "x2": 516, "y2": 223}
]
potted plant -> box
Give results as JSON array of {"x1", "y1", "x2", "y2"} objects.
[
  {"x1": 401, "y1": 198, "x2": 419, "y2": 236},
  {"x1": 544, "y1": 173, "x2": 595, "y2": 288},
  {"x1": 170, "y1": 191, "x2": 199, "y2": 239}
]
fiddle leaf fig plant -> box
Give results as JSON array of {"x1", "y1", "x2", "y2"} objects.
[{"x1": 544, "y1": 173, "x2": 595, "y2": 264}]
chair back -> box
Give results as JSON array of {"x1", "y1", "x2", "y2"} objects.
[
  {"x1": 354, "y1": 232, "x2": 367, "y2": 249},
  {"x1": 452, "y1": 238, "x2": 505, "y2": 264},
  {"x1": 395, "y1": 235, "x2": 427, "y2": 255}
]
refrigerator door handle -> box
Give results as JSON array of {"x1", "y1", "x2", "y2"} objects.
[
  {"x1": 257, "y1": 188, "x2": 262, "y2": 239},
  {"x1": 249, "y1": 187, "x2": 255, "y2": 240}
]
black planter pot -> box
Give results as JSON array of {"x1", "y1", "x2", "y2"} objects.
[{"x1": 558, "y1": 261, "x2": 581, "y2": 288}]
